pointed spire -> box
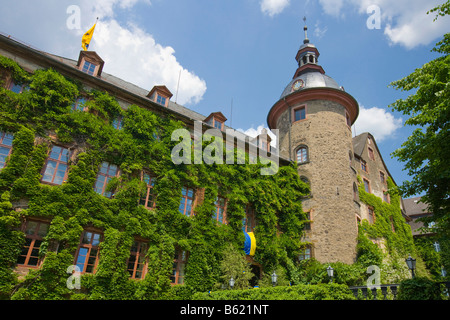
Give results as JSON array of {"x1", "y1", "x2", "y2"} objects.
[{"x1": 303, "y1": 16, "x2": 309, "y2": 44}]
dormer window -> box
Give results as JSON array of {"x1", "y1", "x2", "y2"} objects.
[
  {"x1": 147, "y1": 85, "x2": 173, "y2": 107},
  {"x1": 76, "y1": 51, "x2": 104, "y2": 77},
  {"x1": 204, "y1": 112, "x2": 227, "y2": 131},
  {"x1": 82, "y1": 61, "x2": 96, "y2": 75}
]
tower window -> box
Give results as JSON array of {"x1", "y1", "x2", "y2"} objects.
[
  {"x1": 296, "y1": 146, "x2": 308, "y2": 164},
  {"x1": 293, "y1": 106, "x2": 306, "y2": 122}
]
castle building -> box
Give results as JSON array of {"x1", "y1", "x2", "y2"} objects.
[
  {"x1": 0, "y1": 23, "x2": 410, "y2": 285},
  {"x1": 267, "y1": 25, "x2": 408, "y2": 264}
]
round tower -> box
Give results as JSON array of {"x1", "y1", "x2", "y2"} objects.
[{"x1": 267, "y1": 21, "x2": 360, "y2": 264}]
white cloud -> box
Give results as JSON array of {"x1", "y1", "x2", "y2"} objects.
[
  {"x1": 77, "y1": 1, "x2": 206, "y2": 106},
  {"x1": 90, "y1": 20, "x2": 207, "y2": 105},
  {"x1": 237, "y1": 125, "x2": 278, "y2": 148},
  {"x1": 260, "y1": 0, "x2": 290, "y2": 17},
  {"x1": 318, "y1": 0, "x2": 450, "y2": 49},
  {"x1": 354, "y1": 106, "x2": 402, "y2": 142},
  {"x1": 318, "y1": 0, "x2": 345, "y2": 17},
  {"x1": 314, "y1": 21, "x2": 328, "y2": 39}
]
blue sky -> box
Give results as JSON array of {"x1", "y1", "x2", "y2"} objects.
[{"x1": 0, "y1": 0, "x2": 449, "y2": 193}]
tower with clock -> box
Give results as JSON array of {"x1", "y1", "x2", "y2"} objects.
[{"x1": 267, "y1": 19, "x2": 360, "y2": 264}]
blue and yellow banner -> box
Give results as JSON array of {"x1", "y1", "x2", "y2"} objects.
[{"x1": 244, "y1": 232, "x2": 256, "y2": 256}]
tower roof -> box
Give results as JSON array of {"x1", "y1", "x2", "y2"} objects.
[{"x1": 279, "y1": 19, "x2": 341, "y2": 100}]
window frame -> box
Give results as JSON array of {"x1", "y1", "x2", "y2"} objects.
[
  {"x1": 179, "y1": 186, "x2": 195, "y2": 217},
  {"x1": 127, "y1": 240, "x2": 148, "y2": 280},
  {"x1": 296, "y1": 145, "x2": 309, "y2": 164},
  {"x1": 379, "y1": 171, "x2": 386, "y2": 184},
  {"x1": 361, "y1": 159, "x2": 368, "y2": 173},
  {"x1": 71, "y1": 97, "x2": 87, "y2": 112},
  {"x1": 94, "y1": 162, "x2": 119, "y2": 198},
  {"x1": 41, "y1": 145, "x2": 70, "y2": 186},
  {"x1": 140, "y1": 171, "x2": 157, "y2": 209},
  {"x1": 171, "y1": 248, "x2": 188, "y2": 285},
  {"x1": 292, "y1": 105, "x2": 307, "y2": 123},
  {"x1": 74, "y1": 230, "x2": 102, "y2": 274},
  {"x1": 363, "y1": 178, "x2": 371, "y2": 194},
  {"x1": 0, "y1": 131, "x2": 14, "y2": 170},
  {"x1": 212, "y1": 196, "x2": 227, "y2": 224},
  {"x1": 243, "y1": 205, "x2": 256, "y2": 233},
  {"x1": 81, "y1": 60, "x2": 97, "y2": 76},
  {"x1": 368, "y1": 207, "x2": 375, "y2": 224},
  {"x1": 17, "y1": 220, "x2": 50, "y2": 268},
  {"x1": 368, "y1": 147, "x2": 375, "y2": 161}
]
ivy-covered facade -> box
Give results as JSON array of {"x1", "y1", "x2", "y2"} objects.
[
  {"x1": 0, "y1": 35, "x2": 311, "y2": 300},
  {"x1": 0, "y1": 32, "x2": 442, "y2": 301}
]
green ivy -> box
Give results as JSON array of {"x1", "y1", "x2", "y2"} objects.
[{"x1": 0, "y1": 55, "x2": 310, "y2": 300}]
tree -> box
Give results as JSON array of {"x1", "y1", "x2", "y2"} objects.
[{"x1": 388, "y1": 2, "x2": 450, "y2": 241}]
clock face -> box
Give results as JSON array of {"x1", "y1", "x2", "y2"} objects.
[{"x1": 292, "y1": 79, "x2": 304, "y2": 91}]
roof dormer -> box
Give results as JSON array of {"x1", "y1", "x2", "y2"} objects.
[
  {"x1": 77, "y1": 51, "x2": 104, "y2": 77},
  {"x1": 147, "y1": 85, "x2": 173, "y2": 107},
  {"x1": 204, "y1": 112, "x2": 227, "y2": 131}
]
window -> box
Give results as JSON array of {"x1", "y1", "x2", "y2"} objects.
[
  {"x1": 0, "y1": 131, "x2": 13, "y2": 170},
  {"x1": 243, "y1": 205, "x2": 256, "y2": 233},
  {"x1": 71, "y1": 97, "x2": 86, "y2": 112},
  {"x1": 213, "y1": 196, "x2": 226, "y2": 224},
  {"x1": 213, "y1": 120, "x2": 223, "y2": 130},
  {"x1": 179, "y1": 187, "x2": 195, "y2": 216},
  {"x1": 94, "y1": 162, "x2": 119, "y2": 198},
  {"x1": 156, "y1": 94, "x2": 167, "y2": 106},
  {"x1": 75, "y1": 231, "x2": 102, "y2": 274},
  {"x1": 171, "y1": 249, "x2": 188, "y2": 285},
  {"x1": 368, "y1": 147, "x2": 375, "y2": 161},
  {"x1": 82, "y1": 61, "x2": 97, "y2": 75},
  {"x1": 298, "y1": 246, "x2": 311, "y2": 261},
  {"x1": 127, "y1": 241, "x2": 148, "y2": 279},
  {"x1": 380, "y1": 171, "x2": 386, "y2": 184},
  {"x1": 303, "y1": 212, "x2": 311, "y2": 231},
  {"x1": 140, "y1": 172, "x2": 156, "y2": 209},
  {"x1": 9, "y1": 81, "x2": 28, "y2": 94},
  {"x1": 353, "y1": 183, "x2": 358, "y2": 201},
  {"x1": 42, "y1": 146, "x2": 70, "y2": 185},
  {"x1": 363, "y1": 178, "x2": 370, "y2": 193},
  {"x1": 293, "y1": 106, "x2": 306, "y2": 122},
  {"x1": 112, "y1": 116, "x2": 123, "y2": 130},
  {"x1": 383, "y1": 191, "x2": 390, "y2": 203},
  {"x1": 368, "y1": 207, "x2": 375, "y2": 224},
  {"x1": 17, "y1": 220, "x2": 49, "y2": 267},
  {"x1": 361, "y1": 160, "x2": 368, "y2": 173},
  {"x1": 296, "y1": 146, "x2": 308, "y2": 164}
]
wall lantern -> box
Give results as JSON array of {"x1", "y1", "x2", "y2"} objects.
[
  {"x1": 229, "y1": 277, "x2": 235, "y2": 289},
  {"x1": 326, "y1": 265, "x2": 334, "y2": 283},
  {"x1": 271, "y1": 271, "x2": 277, "y2": 287},
  {"x1": 405, "y1": 254, "x2": 416, "y2": 278}
]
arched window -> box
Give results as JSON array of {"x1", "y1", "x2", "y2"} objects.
[{"x1": 296, "y1": 146, "x2": 308, "y2": 164}]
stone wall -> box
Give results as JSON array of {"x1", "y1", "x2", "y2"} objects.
[{"x1": 276, "y1": 98, "x2": 359, "y2": 264}]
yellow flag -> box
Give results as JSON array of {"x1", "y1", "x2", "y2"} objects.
[{"x1": 81, "y1": 23, "x2": 96, "y2": 51}]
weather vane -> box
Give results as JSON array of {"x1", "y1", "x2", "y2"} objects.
[{"x1": 303, "y1": 16, "x2": 309, "y2": 43}]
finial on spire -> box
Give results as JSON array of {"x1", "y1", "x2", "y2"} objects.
[{"x1": 303, "y1": 16, "x2": 309, "y2": 44}]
